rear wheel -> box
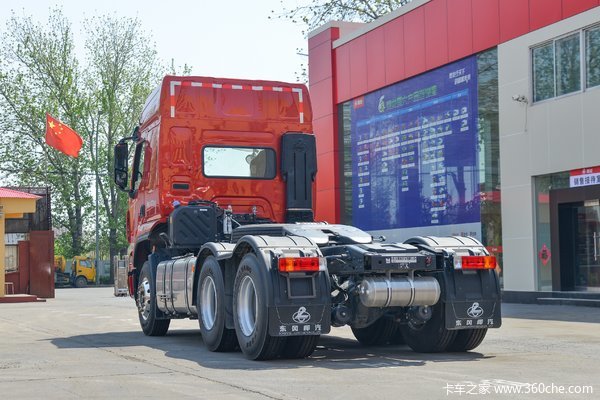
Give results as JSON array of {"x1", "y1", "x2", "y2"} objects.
[
  {"x1": 197, "y1": 256, "x2": 238, "y2": 352},
  {"x1": 447, "y1": 328, "x2": 488, "y2": 352},
  {"x1": 282, "y1": 335, "x2": 320, "y2": 359},
  {"x1": 390, "y1": 323, "x2": 405, "y2": 345},
  {"x1": 399, "y1": 302, "x2": 456, "y2": 353},
  {"x1": 137, "y1": 261, "x2": 170, "y2": 336},
  {"x1": 352, "y1": 316, "x2": 401, "y2": 345},
  {"x1": 233, "y1": 253, "x2": 285, "y2": 360},
  {"x1": 74, "y1": 276, "x2": 87, "y2": 288}
]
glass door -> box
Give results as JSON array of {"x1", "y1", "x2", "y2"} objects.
[{"x1": 573, "y1": 201, "x2": 600, "y2": 291}]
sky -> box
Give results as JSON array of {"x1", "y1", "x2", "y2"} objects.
[{"x1": 0, "y1": 0, "x2": 310, "y2": 83}]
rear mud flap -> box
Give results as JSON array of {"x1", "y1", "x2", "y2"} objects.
[
  {"x1": 445, "y1": 299, "x2": 501, "y2": 330},
  {"x1": 268, "y1": 304, "x2": 331, "y2": 337},
  {"x1": 441, "y1": 268, "x2": 502, "y2": 330}
]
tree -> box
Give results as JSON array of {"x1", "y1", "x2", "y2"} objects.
[
  {"x1": 0, "y1": 9, "x2": 92, "y2": 257},
  {"x1": 272, "y1": 0, "x2": 412, "y2": 82},
  {"x1": 275, "y1": 0, "x2": 412, "y2": 30},
  {"x1": 82, "y1": 15, "x2": 163, "y2": 278},
  {"x1": 0, "y1": 9, "x2": 167, "y2": 276}
]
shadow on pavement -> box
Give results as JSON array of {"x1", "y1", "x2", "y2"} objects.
[{"x1": 50, "y1": 329, "x2": 492, "y2": 370}]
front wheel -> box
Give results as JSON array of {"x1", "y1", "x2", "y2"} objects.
[
  {"x1": 137, "y1": 261, "x2": 170, "y2": 336},
  {"x1": 74, "y1": 276, "x2": 87, "y2": 288},
  {"x1": 233, "y1": 253, "x2": 285, "y2": 360},
  {"x1": 399, "y1": 302, "x2": 456, "y2": 353},
  {"x1": 197, "y1": 256, "x2": 238, "y2": 352}
]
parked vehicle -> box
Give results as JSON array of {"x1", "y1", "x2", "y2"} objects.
[
  {"x1": 54, "y1": 255, "x2": 96, "y2": 287},
  {"x1": 114, "y1": 75, "x2": 501, "y2": 360}
]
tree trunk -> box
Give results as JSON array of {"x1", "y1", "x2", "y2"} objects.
[{"x1": 109, "y1": 227, "x2": 117, "y2": 281}]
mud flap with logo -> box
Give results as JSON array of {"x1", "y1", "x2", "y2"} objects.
[
  {"x1": 268, "y1": 304, "x2": 331, "y2": 336},
  {"x1": 442, "y1": 269, "x2": 502, "y2": 330},
  {"x1": 266, "y1": 268, "x2": 331, "y2": 337}
]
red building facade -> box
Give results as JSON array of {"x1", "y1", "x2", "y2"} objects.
[{"x1": 309, "y1": 0, "x2": 599, "y2": 223}]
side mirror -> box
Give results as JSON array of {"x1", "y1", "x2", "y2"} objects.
[{"x1": 114, "y1": 141, "x2": 129, "y2": 191}]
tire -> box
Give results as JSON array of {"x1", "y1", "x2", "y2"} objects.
[
  {"x1": 399, "y1": 302, "x2": 457, "y2": 353},
  {"x1": 233, "y1": 253, "x2": 285, "y2": 360},
  {"x1": 447, "y1": 328, "x2": 488, "y2": 352},
  {"x1": 197, "y1": 256, "x2": 238, "y2": 352},
  {"x1": 137, "y1": 261, "x2": 170, "y2": 336},
  {"x1": 282, "y1": 335, "x2": 320, "y2": 359},
  {"x1": 74, "y1": 276, "x2": 87, "y2": 288},
  {"x1": 390, "y1": 323, "x2": 405, "y2": 345},
  {"x1": 351, "y1": 316, "x2": 399, "y2": 346}
]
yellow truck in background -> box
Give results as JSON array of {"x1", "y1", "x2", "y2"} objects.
[{"x1": 54, "y1": 255, "x2": 96, "y2": 288}]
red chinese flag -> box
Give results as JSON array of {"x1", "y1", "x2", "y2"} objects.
[{"x1": 45, "y1": 114, "x2": 83, "y2": 158}]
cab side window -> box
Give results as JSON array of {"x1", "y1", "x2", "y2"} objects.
[{"x1": 131, "y1": 141, "x2": 147, "y2": 192}]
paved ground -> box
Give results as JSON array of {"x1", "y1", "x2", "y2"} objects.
[{"x1": 0, "y1": 287, "x2": 598, "y2": 399}]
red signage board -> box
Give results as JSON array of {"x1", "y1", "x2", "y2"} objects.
[{"x1": 570, "y1": 166, "x2": 600, "y2": 188}]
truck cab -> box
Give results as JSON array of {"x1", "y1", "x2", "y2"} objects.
[{"x1": 71, "y1": 256, "x2": 96, "y2": 287}]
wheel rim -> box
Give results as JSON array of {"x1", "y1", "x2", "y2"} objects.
[
  {"x1": 137, "y1": 277, "x2": 151, "y2": 321},
  {"x1": 237, "y1": 275, "x2": 257, "y2": 337},
  {"x1": 200, "y1": 276, "x2": 217, "y2": 330}
]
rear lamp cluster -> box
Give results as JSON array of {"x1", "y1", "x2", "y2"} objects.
[
  {"x1": 278, "y1": 257, "x2": 325, "y2": 272},
  {"x1": 454, "y1": 255, "x2": 497, "y2": 270}
]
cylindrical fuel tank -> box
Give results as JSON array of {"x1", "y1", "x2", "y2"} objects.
[
  {"x1": 156, "y1": 255, "x2": 196, "y2": 315},
  {"x1": 358, "y1": 276, "x2": 440, "y2": 308}
]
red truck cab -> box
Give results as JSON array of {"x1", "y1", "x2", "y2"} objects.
[{"x1": 118, "y1": 76, "x2": 314, "y2": 273}]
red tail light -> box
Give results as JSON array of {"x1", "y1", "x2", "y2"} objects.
[
  {"x1": 455, "y1": 255, "x2": 497, "y2": 270},
  {"x1": 278, "y1": 257, "x2": 322, "y2": 272}
]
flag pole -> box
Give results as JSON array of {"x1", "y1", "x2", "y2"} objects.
[{"x1": 95, "y1": 111, "x2": 102, "y2": 286}]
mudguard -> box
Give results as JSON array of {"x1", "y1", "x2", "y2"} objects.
[
  {"x1": 440, "y1": 269, "x2": 502, "y2": 330},
  {"x1": 147, "y1": 251, "x2": 172, "y2": 320},
  {"x1": 233, "y1": 235, "x2": 331, "y2": 337},
  {"x1": 405, "y1": 236, "x2": 502, "y2": 330}
]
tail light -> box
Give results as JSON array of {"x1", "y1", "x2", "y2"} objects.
[
  {"x1": 278, "y1": 257, "x2": 324, "y2": 272},
  {"x1": 454, "y1": 255, "x2": 496, "y2": 270}
]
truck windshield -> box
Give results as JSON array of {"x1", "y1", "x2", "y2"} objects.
[{"x1": 203, "y1": 147, "x2": 276, "y2": 179}]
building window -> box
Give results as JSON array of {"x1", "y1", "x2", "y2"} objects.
[
  {"x1": 532, "y1": 43, "x2": 554, "y2": 102},
  {"x1": 556, "y1": 34, "x2": 580, "y2": 96},
  {"x1": 4, "y1": 245, "x2": 18, "y2": 272},
  {"x1": 586, "y1": 26, "x2": 600, "y2": 88},
  {"x1": 532, "y1": 25, "x2": 600, "y2": 103}
]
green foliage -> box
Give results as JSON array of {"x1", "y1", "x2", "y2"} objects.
[
  {"x1": 82, "y1": 14, "x2": 163, "y2": 268},
  {"x1": 0, "y1": 9, "x2": 92, "y2": 256},
  {"x1": 273, "y1": 0, "x2": 412, "y2": 31},
  {"x1": 0, "y1": 9, "x2": 170, "y2": 269}
]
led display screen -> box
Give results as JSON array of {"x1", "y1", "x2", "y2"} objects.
[{"x1": 350, "y1": 56, "x2": 480, "y2": 230}]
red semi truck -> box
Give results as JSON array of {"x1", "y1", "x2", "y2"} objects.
[{"x1": 114, "y1": 75, "x2": 501, "y2": 360}]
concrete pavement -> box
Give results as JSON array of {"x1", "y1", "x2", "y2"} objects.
[{"x1": 0, "y1": 287, "x2": 598, "y2": 399}]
